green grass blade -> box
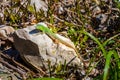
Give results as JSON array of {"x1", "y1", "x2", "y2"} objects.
[
  {"x1": 82, "y1": 30, "x2": 107, "y2": 58},
  {"x1": 113, "y1": 50, "x2": 120, "y2": 69},
  {"x1": 103, "y1": 33, "x2": 120, "y2": 47},
  {"x1": 103, "y1": 50, "x2": 114, "y2": 80}
]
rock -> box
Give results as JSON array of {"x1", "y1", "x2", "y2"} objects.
[
  {"x1": 30, "y1": 0, "x2": 48, "y2": 16},
  {"x1": 0, "y1": 25, "x2": 15, "y2": 40},
  {"x1": 0, "y1": 25, "x2": 15, "y2": 49},
  {"x1": 29, "y1": 0, "x2": 48, "y2": 17},
  {"x1": 13, "y1": 23, "x2": 83, "y2": 73}
]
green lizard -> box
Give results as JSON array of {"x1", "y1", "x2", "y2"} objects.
[{"x1": 36, "y1": 23, "x2": 83, "y2": 62}]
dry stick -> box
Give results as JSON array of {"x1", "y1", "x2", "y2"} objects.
[
  {"x1": 66, "y1": 56, "x2": 76, "y2": 66},
  {"x1": 0, "y1": 52, "x2": 36, "y2": 79},
  {"x1": 0, "y1": 52, "x2": 31, "y2": 72},
  {"x1": 0, "y1": 52, "x2": 47, "y2": 76},
  {"x1": 52, "y1": 14, "x2": 81, "y2": 27},
  {"x1": 29, "y1": 63, "x2": 46, "y2": 76},
  {"x1": 1, "y1": 50, "x2": 47, "y2": 75},
  {"x1": 0, "y1": 57, "x2": 27, "y2": 79},
  {"x1": 64, "y1": 8, "x2": 83, "y2": 25},
  {"x1": 11, "y1": 57, "x2": 33, "y2": 73}
]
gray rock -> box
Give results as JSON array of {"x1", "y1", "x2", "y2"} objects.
[
  {"x1": 0, "y1": 25, "x2": 15, "y2": 39},
  {"x1": 13, "y1": 23, "x2": 82, "y2": 72},
  {"x1": 0, "y1": 25, "x2": 15, "y2": 48},
  {"x1": 30, "y1": 0, "x2": 48, "y2": 12}
]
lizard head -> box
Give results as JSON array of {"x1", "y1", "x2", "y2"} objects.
[
  {"x1": 37, "y1": 22, "x2": 48, "y2": 28},
  {"x1": 36, "y1": 22, "x2": 49, "y2": 33},
  {"x1": 36, "y1": 22, "x2": 47, "y2": 31}
]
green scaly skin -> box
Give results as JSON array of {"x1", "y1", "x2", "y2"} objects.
[
  {"x1": 36, "y1": 24, "x2": 83, "y2": 63},
  {"x1": 36, "y1": 24, "x2": 77, "y2": 51}
]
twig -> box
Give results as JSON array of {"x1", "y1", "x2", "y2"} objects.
[
  {"x1": 0, "y1": 51, "x2": 47, "y2": 76},
  {"x1": 0, "y1": 57, "x2": 27, "y2": 79},
  {"x1": 52, "y1": 14, "x2": 81, "y2": 27},
  {"x1": 0, "y1": 52, "x2": 31, "y2": 72},
  {"x1": 66, "y1": 56, "x2": 76, "y2": 66},
  {"x1": 11, "y1": 57, "x2": 34, "y2": 74}
]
